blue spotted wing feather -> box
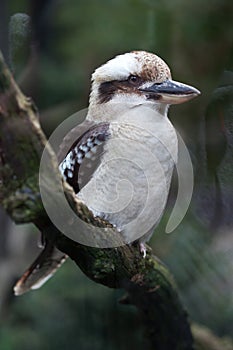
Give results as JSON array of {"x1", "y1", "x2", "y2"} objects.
[{"x1": 58, "y1": 122, "x2": 110, "y2": 193}]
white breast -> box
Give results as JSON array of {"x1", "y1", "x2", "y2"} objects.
[{"x1": 78, "y1": 106, "x2": 178, "y2": 244}]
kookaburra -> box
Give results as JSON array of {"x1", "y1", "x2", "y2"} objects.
[{"x1": 14, "y1": 51, "x2": 200, "y2": 295}]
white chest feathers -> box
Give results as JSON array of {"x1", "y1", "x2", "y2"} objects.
[{"x1": 78, "y1": 106, "x2": 178, "y2": 242}]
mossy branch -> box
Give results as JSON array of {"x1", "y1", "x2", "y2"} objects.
[{"x1": 1, "y1": 51, "x2": 231, "y2": 350}]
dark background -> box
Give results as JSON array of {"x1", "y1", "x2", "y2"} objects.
[{"x1": 0, "y1": 0, "x2": 232, "y2": 349}]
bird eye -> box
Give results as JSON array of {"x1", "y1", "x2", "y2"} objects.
[{"x1": 128, "y1": 75, "x2": 139, "y2": 84}]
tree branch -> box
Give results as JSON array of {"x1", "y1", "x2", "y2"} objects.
[{"x1": 0, "y1": 50, "x2": 224, "y2": 350}]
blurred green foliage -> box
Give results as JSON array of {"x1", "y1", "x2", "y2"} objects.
[{"x1": 0, "y1": 261, "x2": 144, "y2": 350}]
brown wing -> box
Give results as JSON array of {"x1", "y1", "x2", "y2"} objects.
[{"x1": 58, "y1": 121, "x2": 110, "y2": 193}]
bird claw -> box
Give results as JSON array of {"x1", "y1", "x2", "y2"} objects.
[{"x1": 139, "y1": 243, "x2": 147, "y2": 258}]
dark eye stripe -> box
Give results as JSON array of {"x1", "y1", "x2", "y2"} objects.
[
  {"x1": 98, "y1": 81, "x2": 117, "y2": 103},
  {"x1": 98, "y1": 76, "x2": 144, "y2": 104}
]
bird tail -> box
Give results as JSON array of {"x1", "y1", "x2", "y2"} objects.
[{"x1": 14, "y1": 240, "x2": 67, "y2": 296}]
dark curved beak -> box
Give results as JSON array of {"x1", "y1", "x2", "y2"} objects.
[{"x1": 140, "y1": 79, "x2": 201, "y2": 104}]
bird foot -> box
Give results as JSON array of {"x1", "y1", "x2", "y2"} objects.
[{"x1": 139, "y1": 243, "x2": 147, "y2": 258}]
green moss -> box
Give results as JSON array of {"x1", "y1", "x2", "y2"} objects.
[{"x1": 2, "y1": 173, "x2": 43, "y2": 223}]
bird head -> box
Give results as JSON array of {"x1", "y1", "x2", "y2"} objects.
[{"x1": 88, "y1": 51, "x2": 200, "y2": 120}]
